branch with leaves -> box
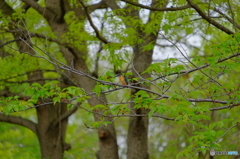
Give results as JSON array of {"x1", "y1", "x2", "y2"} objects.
[{"x1": 186, "y1": 0, "x2": 234, "y2": 34}]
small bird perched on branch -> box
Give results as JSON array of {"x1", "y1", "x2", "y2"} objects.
[{"x1": 115, "y1": 73, "x2": 129, "y2": 85}]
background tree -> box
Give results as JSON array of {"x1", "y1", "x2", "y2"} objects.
[{"x1": 0, "y1": 0, "x2": 240, "y2": 159}]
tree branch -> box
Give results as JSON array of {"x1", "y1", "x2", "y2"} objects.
[
  {"x1": 16, "y1": 38, "x2": 240, "y2": 98},
  {"x1": 21, "y1": 0, "x2": 44, "y2": 13},
  {"x1": 0, "y1": 0, "x2": 14, "y2": 15},
  {"x1": 0, "y1": 114, "x2": 37, "y2": 134},
  {"x1": 87, "y1": 1, "x2": 107, "y2": 13},
  {"x1": 186, "y1": 0, "x2": 234, "y2": 34},
  {"x1": 79, "y1": 1, "x2": 109, "y2": 44},
  {"x1": 120, "y1": 0, "x2": 190, "y2": 11},
  {"x1": 79, "y1": 105, "x2": 175, "y2": 120},
  {"x1": 0, "y1": 38, "x2": 21, "y2": 47},
  {"x1": 160, "y1": 33, "x2": 223, "y2": 87},
  {"x1": 213, "y1": 7, "x2": 240, "y2": 29},
  {"x1": 21, "y1": 0, "x2": 53, "y2": 21},
  {"x1": 209, "y1": 103, "x2": 240, "y2": 111},
  {"x1": 153, "y1": 51, "x2": 240, "y2": 81},
  {"x1": 8, "y1": 38, "x2": 240, "y2": 115},
  {"x1": 53, "y1": 105, "x2": 78, "y2": 126},
  {"x1": 4, "y1": 84, "x2": 239, "y2": 114}
]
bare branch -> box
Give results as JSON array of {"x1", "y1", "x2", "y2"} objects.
[
  {"x1": 21, "y1": 0, "x2": 53, "y2": 21},
  {"x1": 120, "y1": 0, "x2": 190, "y2": 12},
  {"x1": 78, "y1": 105, "x2": 175, "y2": 120},
  {"x1": 79, "y1": 1, "x2": 109, "y2": 44},
  {"x1": 53, "y1": 105, "x2": 78, "y2": 126},
  {"x1": 0, "y1": 114, "x2": 37, "y2": 134},
  {"x1": 209, "y1": 103, "x2": 240, "y2": 111},
  {"x1": 29, "y1": 33, "x2": 61, "y2": 44},
  {"x1": 0, "y1": 38, "x2": 21, "y2": 47},
  {"x1": 21, "y1": 0, "x2": 45, "y2": 14},
  {"x1": 226, "y1": 0, "x2": 237, "y2": 32},
  {"x1": 153, "y1": 51, "x2": 240, "y2": 81},
  {"x1": 215, "y1": 123, "x2": 237, "y2": 142},
  {"x1": 87, "y1": 1, "x2": 107, "y2": 13},
  {"x1": 213, "y1": 7, "x2": 240, "y2": 30},
  {"x1": 159, "y1": 33, "x2": 223, "y2": 87},
  {"x1": 186, "y1": 0, "x2": 234, "y2": 34}
]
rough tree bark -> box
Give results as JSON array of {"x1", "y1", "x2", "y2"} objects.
[
  {"x1": 127, "y1": 32, "x2": 157, "y2": 159},
  {"x1": 36, "y1": 103, "x2": 69, "y2": 159}
]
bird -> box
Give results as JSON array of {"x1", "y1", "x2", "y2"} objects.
[{"x1": 115, "y1": 73, "x2": 129, "y2": 85}]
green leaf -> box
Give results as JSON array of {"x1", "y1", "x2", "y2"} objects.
[
  {"x1": 93, "y1": 85, "x2": 102, "y2": 97},
  {"x1": 53, "y1": 97, "x2": 60, "y2": 105}
]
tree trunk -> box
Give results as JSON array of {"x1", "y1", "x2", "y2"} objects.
[
  {"x1": 126, "y1": 0, "x2": 166, "y2": 157},
  {"x1": 127, "y1": 32, "x2": 159, "y2": 159},
  {"x1": 127, "y1": 108, "x2": 149, "y2": 159},
  {"x1": 127, "y1": 46, "x2": 153, "y2": 159},
  {"x1": 36, "y1": 103, "x2": 68, "y2": 159}
]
